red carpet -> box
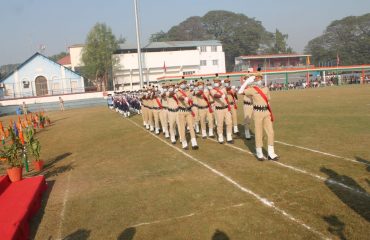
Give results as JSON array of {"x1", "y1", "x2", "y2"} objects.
[{"x1": 0, "y1": 175, "x2": 47, "y2": 240}]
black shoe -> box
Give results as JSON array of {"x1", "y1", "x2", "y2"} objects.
[
  {"x1": 192, "y1": 145, "x2": 199, "y2": 150},
  {"x1": 268, "y1": 155, "x2": 280, "y2": 161},
  {"x1": 171, "y1": 141, "x2": 176, "y2": 145},
  {"x1": 183, "y1": 146, "x2": 189, "y2": 150},
  {"x1": 227, "y1": 140, "x2": 234, "y2": 144},
  {"x1": 246, "y1": 137, "x2": 252, "y2": 140},
  {"x1": 257, "y1": 157, "x2": 266, "y2": 161},
  {"x1": 218, "y1": 141, "x2": 224, "y2": 144},
  {"x1": 202, "y1": 136, "x2": 207, "y2": 139}
]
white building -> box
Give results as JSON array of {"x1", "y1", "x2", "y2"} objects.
[
  {"x1": 68, "y1": 44, "x2": 84, "y2": 71},
  {"x1": 113, "y1": 40, "x2": 226, "y2": 90}
]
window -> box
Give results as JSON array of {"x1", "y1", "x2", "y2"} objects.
[
  {"x1": 22, "y1": 79, "x2": 30, "y2": 88},
  {"x1": 183, "y1": 71, "x2": 195, "y2": 76},
  {"x1": 213, "y1": 60, "x2": 218, "y2": 66},
  {"x1": 200, "y1": 60, "x2": 207, "y2": 66},
  {"x1": 211, "y1": 46, "x2": 217, "y2": 52},
  {"x1": 52, "y1": 83, "x2": 60, "y2": 90},
  {"x1": 200, "y1": 46, "x2": 207, "y2": 52},
  {"x1": 71, "y1": 81, "x2": 78, "y2": 89}
]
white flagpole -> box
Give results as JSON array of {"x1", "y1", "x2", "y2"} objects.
[{"x1": 134, "y1": 0, "x2": 144, "y2": 89}]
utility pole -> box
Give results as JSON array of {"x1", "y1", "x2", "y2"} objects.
[{"x1": 134, "y1": 0, "x2": 144, "y2": 89}]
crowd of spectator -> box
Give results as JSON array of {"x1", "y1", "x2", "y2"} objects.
[{"x1": 268, "y1": 73, "x2": 370, "y2": 91}]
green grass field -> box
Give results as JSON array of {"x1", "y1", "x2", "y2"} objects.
[{"x1": 2, "y1": 85, "x2": 370, "y2": 240}]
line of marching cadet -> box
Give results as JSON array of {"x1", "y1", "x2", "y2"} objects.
[{"x1": 111, "y1": 73, "x2": 279, "y2": 161}]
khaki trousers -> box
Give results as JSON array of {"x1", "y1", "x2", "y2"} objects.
[
  {"x1": 198, "y1": 108, "x2": 214, "y2": 132},
  {"x1": 243, "y1": 105, "x2": 253, "y2": 128},
  {"x1": 253, "y1": 111, "x2": 274, "y2": 148},
  {"x1": 177, "y1": 111, "x2": 195, "y2": 142},
  {"x1": 153, "y1": 109, "x2": 160, "y2": 129},
  {"x1": 168, "y1": 111, "x2": 178, "y2": 139},
  {"x1": 192, "y1": 106, "x2": 199, "y2": 125},
  {"x1": 230, "y1": 107, "x2": 238, "y2": 127},
  {"x1": 160, "y1": 109, "x2": 169, "y2": 133},
  {"x1": 147, "y1": 108, "x2": 154, "y2": 128},
  {"x1": 142, "y1": 106, "x2": 148, "y2": 124},
  {"x1": 215, "y1": 108, "x2": 232, "y2": 136}
]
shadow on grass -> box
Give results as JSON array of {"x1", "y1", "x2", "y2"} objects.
[
  {"x1": 320, "y1": 167, "x2": 370, "y2": 222},
  {"x1": 355, "y1": 157, "x2": 370, "y2": 187},
  {"x1": 29, "y1": 180, "x2": 55, "y2": 239},
  {"x1": 238, "y1": 123, "x2": 256, "y2": 155},
  {"x1": 323, "y1": 215, "x2": 346, "y2": 240},
  {"x1": 212, "y1": 229, "x2": 230, "y2": 240},
  {"x1": 63, "y1": 228, "x2": 91, "y2": 240},
  {"x1": 29, "y1": 152, "x2": 72, "y2": 178},
  {"x1": 117, "y1": 227, "x2": 136, "y2": 240},
  {"x1": 51, "y1": 117, "x2": 69, "y2": 124}
]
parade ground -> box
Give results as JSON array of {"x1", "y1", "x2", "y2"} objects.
[{"x1": 2, "y1": 85, "x2": 368, "y2": 239}]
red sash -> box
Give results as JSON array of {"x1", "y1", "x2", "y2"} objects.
[
  {"x1": 228, "y1": 91, "x2": 238, "y2": 110},
  {"x1": 172, "y1": 95, "x2": 179, "y2": 105},
  {"x1": 253, "y1": 86, "x2": 274, "y2": 122},
  {"x1": 200, "y1": 91, "x2": 213, "y2": 113},
  {"x1": 214, "y1": 88, "x2": 231, "y2": 111},
  {"x1": 178, "y1": 90, "x2": 195, "y2": 117},
  {"x1": 155, "y1": 98, "x2": 163, "y2": 109}
]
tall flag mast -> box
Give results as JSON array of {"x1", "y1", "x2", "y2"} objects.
[{"x1": 134, "y1": 0, "x2": 144, "y2": 89}]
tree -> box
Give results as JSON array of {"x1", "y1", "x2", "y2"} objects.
[
  {"x1": 49, "y1": 52, "x2": 68, "y2": 62},
  {"x1": 270, "y1": 29, "x2": 293, "y2": 54},
  {"x1": 149, "y1": 10, "x2": 286, "y2": 71},
  {"x1": 305, "y1": 13, "x2": 370, "y2": 66},
  {"x1": 81, "y1": 23, "x2": 119, "y2": 91}
]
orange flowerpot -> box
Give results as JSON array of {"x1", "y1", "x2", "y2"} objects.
[
  {"x1": 33, "y1": 160, "x2": 44, "y2": 171},
  {"x1": 7, "y1": 167, "x2": 23, "y2": 182}
]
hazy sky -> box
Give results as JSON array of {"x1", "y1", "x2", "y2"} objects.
[{"x1": 1, "y1": 0, "x2": 369, "y2": 66}]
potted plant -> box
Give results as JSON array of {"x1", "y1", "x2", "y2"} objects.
[
  {"x1": 24, "y1": 127, "x2": 43, "y2": 171},
  {"x1": 0, "y1": 127, "x2": 24, "y2": 182}
]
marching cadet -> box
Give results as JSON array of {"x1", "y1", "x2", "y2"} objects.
[
  {"x1": 166, "y1": 81, "x2": 179, "y2": 144},
  {"x1": 193, "y1": 80, "x2": 214, "y2": 138},
  {"x1": 152, "y1": 86, "x2": 162, "y2": 135},
  {"x1": 210, "y1": 77, "x2": 233, "y2": 144},
  {"x1": 238, "y1": 73, "x2": 279, "y2": 161},
  {"x1": 160, "y1": 83, "x2": 170, "y2": 138},
  {"x1": 241, "y1": 74, "x2": 253, "y2": 140},
  {"x1": 191, "y1": 82, "x2": 200, "y2": 134},
  {"x1": 141, "y1": 88, "x2": 150, "y2": 129},
  {"x1": 175, "y1": 79, "x2": 199, "y2": 150},
  {"x1": 147, "y1": 86, "x2": 155, "y2": 132},
  {"x1": 224, "y1": 76, "x2": 239, "y2": 134}
]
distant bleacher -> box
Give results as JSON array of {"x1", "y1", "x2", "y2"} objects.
[{"x1": 0, "y1": 98, "x2": 107, "y2": 116}]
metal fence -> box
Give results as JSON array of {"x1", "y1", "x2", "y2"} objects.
[{"x1": 0, "y1": 78, "x2": 98, "y2": 100}]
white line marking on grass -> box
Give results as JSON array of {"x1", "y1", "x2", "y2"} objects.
[
  {"x1": 205, "y1": 137, "x2": 370, "y2": 198},
  {"x1": 127, "y1": 118, "x2": 329, "y2": 240},
  {"x1": 275, "y1": 140, "x2": 369, "y2": 166},
  {"x1": 57, "y1": 171, "x2": 72, "y2": 240},
  {"x1": 132, "y1": 202, "x2": 247, "y2": 228}
]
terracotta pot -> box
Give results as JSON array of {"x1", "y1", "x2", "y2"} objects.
[
  {"x1": 7, "y1": 167, "x2": 23, "y2": 182},
  {"x1": 33, "y1": 160, "x2": 44, "y2": 171}
]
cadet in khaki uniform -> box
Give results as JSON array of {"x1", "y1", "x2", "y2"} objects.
[
  {"x1": 175, "y1": 80, "x2": 199, "y2": 150},
  {"x1": 241, "y1": 74, "x2": 253, "y2": 140},
  {"x1": 224, "y1": 76, "x2": 239, "y2": 134},
  {"x1": 193, "y1": 81, "x2": 214, "y2": 138},
  {"x1": 190, "y1": 82, "x2": 200, "y2": 134},
  {"x1": 210, "y1": 78, "x2": 233, "y2": 144},
  {"x1": 166, "y1": 82, "x2": 179, "y2": 144},
  {"x1": 238, "y1": 73, "x2": 279, "y2": 161},
  {"x1": 141, "y1": 89, "x2": 150, "y2": 130},
  {"x1": 152, "y1": 86, "x2": 162, "y2": 135},
  {"x1": 147, "y1": 88, "x2": 155, "y2": 132},
  {"x1": 160, "y1": 83, "x2": 170, "y2": 138}
]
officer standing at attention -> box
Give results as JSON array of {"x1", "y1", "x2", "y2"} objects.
[
  {"x1": 193, "y1": 80, "x2": 214, "y2": 138},
  {"x1": 241, "y1": 74, "x2": 254, "y2": 140},
  {"x1": 167, "y1": 81, "x2": 180, "y2": 144},
  {"x1": 238, "y1": 73, "x2": 279, "y2": 161}
]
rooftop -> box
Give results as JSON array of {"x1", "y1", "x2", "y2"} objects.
[
  {"x1": 118, "y1": 40, "x2": 222, "y2": 51},
  {"x1": 237, "y1": 53, "x2": 312, "y2": 60},
  {"x1": 57, "y1": 55, "x2": 71, "y2": 65}
]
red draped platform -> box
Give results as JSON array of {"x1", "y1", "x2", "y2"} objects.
[{"x1": 0, "y1": 175, "x2": 47, "y2": 240}]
